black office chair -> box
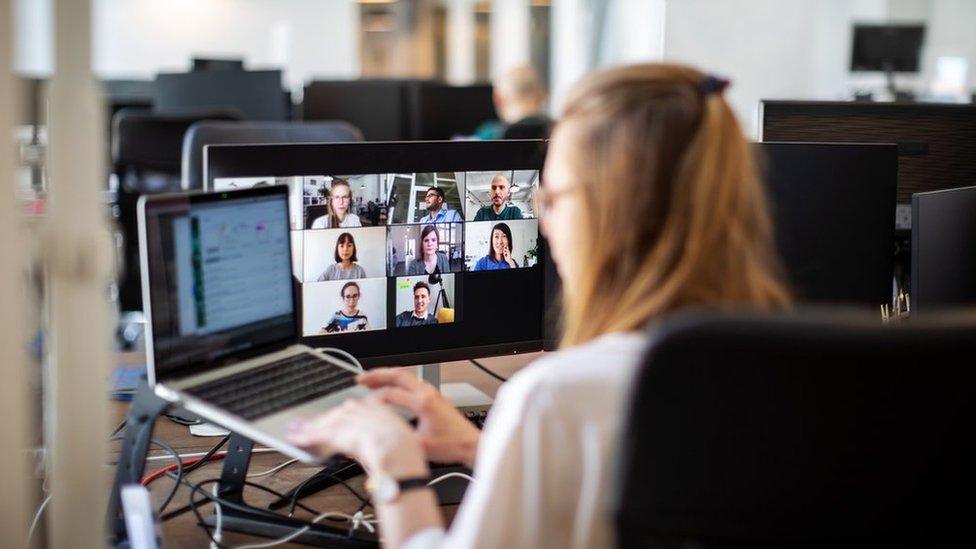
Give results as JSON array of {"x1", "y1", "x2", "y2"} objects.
[
  {"x1": 112, "y1": 108, "x2": 241, "y2": 316},
  {"x1": 501, "y1": 115, "x2": 553, "y2": 139},
  {"x1": 616, "y1": 311, "x2": 976, "y2": 548},
  {"x1": 180, "y1": 120, "x2": 363, "y2": 191}
]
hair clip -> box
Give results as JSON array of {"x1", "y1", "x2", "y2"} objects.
[{"x1": 699, "y1": 75, "x2": 731, "y2": 96}]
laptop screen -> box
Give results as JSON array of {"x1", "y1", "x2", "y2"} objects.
[{"x1": 141, "y1": 186, "x2": 296, "y2": 380}]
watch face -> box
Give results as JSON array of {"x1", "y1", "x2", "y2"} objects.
[{"x1": 369, "y1": 475, "x2": 399, "y2": 503}]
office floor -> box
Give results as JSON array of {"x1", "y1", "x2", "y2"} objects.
[{"x1": 109, "y1": 352, "x2": 540, "y2": 547}]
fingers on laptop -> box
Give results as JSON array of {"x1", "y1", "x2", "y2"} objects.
[{"x1": 357, "y1": 368, "x2": 429, "y2": 390}]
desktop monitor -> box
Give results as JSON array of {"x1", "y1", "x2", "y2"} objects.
[
  {"x1": 192, "y1": 57, "x2": 245, "y2": 72},
  {"x1": 761, "y1": 101, "x2": 976, "y2": 207},
  {"x1": 155, "y1": 70, "x2": 288, "y2": 121},
  {"x1": 302, "y1": 80, "x2": 414, "y2": 141},
  {"x1": 911, "y1": 186, "x2": 976, "y2": 313},
  {"x1": 409, "y1": 83, "x2": 497, "y2": 140},
  {"x1": 759, "y1": 142, "x2": 897, "y2": 308},
  {"x1": 204, "y1": 140, "x2": 550, "y2": 366},
  {"x1": 851, "y1": 24, "x2": 926, "y2": 73}
]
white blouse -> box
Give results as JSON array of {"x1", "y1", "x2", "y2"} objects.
[{"x1": 404, "y1": 332, "x2": 648, "y2": 549}]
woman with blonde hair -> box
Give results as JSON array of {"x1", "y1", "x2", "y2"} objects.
[
  {"x1": 287, "y1": 64, "x2": 791, "y2": 548},
  {"x1": 311, "y1": 178, "x2": 362, "y2": 229}
]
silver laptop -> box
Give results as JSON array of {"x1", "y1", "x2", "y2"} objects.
[{"x1": 138, "y1": 185, "x2": 367, "y2": 463}]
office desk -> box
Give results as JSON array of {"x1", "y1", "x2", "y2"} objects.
[{"x1": 110, "y1": 353, "x2": 539, "y2": 547}]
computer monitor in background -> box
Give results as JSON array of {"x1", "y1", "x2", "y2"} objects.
[
  {"x1": 851, "y1": 24, "x2": 925, "y2": 73},
  {"x1": 759, "y1": 142, "x2": 897, "y2": 308},
  {"x1": 911, "y1": 186, "x2": 976, "y2": 313},
  {"x1": 302, "y1": 80, "x2": 414, "y2": 141},
  {"x1": 192, "y1": 57, "x2": 245, "y2": 72},
  {"x1": 409, "y1": 83, "x2": 496, "y2": 140},
  {"x1": 204, "y1": 140, "x2": 551, "y2": 367},
  {"x1": 155, "y1": 70, "x2": 288, "y2": 121},
  {"x1": 760, "y1": 101, "x2": 976, "y2": 216}
]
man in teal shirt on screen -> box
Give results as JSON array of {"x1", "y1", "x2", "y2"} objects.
[{"x1": 473, "y1": 174, "x2": 523, "y2": 221}]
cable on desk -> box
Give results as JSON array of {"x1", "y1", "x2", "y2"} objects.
[
  {"x1": 176, "y1": 475, "x2": 376, "y2": 548},
  {"x1": 26, "y1": 495, "x2": 51, "y2": 548},
  {"x1": 287, "y1": 467, "x2": 370, "y2": 517},
  {"x1": 315, "y1": 346, "x2": 365, "y2": 373},
  {"x1": 246, "y1": 458, "x2": 300, "y2": 479},
  {"x1": 183, "y1": 435, "x2": 230, "y2": 475},
  {"x1": 469, "y1": 359, "x2": 508, "y2": 382},
  {"x1": 110, "y1": 434, "x2": 184, "y2": 515},
  {"x1": 160, "y1": 473, "x2": 320, "y2": 523},
  {"x1": 111, "y1": 418, "x2": 128, "y2": 437}
]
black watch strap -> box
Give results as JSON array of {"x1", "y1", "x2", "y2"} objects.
[{"x1": 398, "y1": 476, "x2": 432, "y2": 491}]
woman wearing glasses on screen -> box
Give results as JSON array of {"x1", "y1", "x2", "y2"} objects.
[
  {"x1": 322, "y1": 281, "x2": 368, "y2": 333},
  {"x1": 406, "y1": 225, "x2": 452, "y2": 275},
  {"x1": 472, "y1": 222, "x2": 518, "y2": 271},
  {"x1": 317, "y1": 232, "x2": 367, "y2": 281},
  {"x1": 288, "y1": 64, "x2": 791, "y2": 548},
  {"x1": 311, "y1": 178, "x2": 362, "y2": 229}
]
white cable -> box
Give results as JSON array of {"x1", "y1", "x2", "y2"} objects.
[
  {"x1": 25, "y1": 495, "x2": 52, "y2": 548},
  {"x1": 246, "y1": 458, "x2": 300, "y2": 478},
  {"x1": 143, "y1": 446, "x2": 279, "y2": 462},
  {"x1": 210, "y1": 483, "x2": 223, "y2": 549},
  {"x1": 314, "y1": 346, "x2": 364, "y2": 373},
  {"x1": 428, "y1": 471, "x2": 476, "y2": 486},
  {"x1": 233, "y1": 511, "x2": 375, "y2": 549}
]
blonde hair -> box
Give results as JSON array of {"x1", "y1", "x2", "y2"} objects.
[
  {"x1": 556, "y1": 63, "x2": 791, "y2": 347},
  {"x1": 327, "y1": 178, "x2": 353, "y2": 226}
]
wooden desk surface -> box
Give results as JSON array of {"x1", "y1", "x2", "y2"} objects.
[{"x1": 111, "y1": 353, "x2": 540, "y2": 547}]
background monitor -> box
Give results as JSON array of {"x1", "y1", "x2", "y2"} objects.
[
  {"x1": 205, "y1": 140, "x2": 550, "y2": 366},
  {"x1": 409, "y1": 83, "x2": 496, "y2": 140},
  {"x1": 851, "y1": 24, "x2": 926, "y2": 73},
  {"x1": 192, "y1": 57, "x2": 245, "y2": 72},
  {"x1": 760, "y1": 101, "x2": 976, "y2": 207},
  {"x1": 155, "y1": 70, "x2": 288, "y2": 121},
  {"x1": 911, "y1": 185, "x2": 976, "y2": 313},
  {"x1": 301, "y1": 80, "x2": 415, "y2": 141},
  {"x1": 759, "y1": 142, "x2": 897, "y2": 308}
]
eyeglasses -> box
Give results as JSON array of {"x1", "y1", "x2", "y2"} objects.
[
  {"x1": 343, "y1": 293, "x2": 360, "y2": 299},
  {"x1": 533, "y1": 186, "x2": 579, "y2": 218}
]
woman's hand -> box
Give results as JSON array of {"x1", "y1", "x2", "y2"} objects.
[
  {"x1": 287, "y1": 396, "x2": 429, "y2": 478},
  {"x1": 358, "y1": 368, "x2": 481, "y2": 468},
  {"x1": 502, "y1": 244, "x2": 517, "y2": 268}
]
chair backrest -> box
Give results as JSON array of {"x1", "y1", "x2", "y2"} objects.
[
  {"x1": 180, "y1": 120, "x2": 363, "y2": 191},
  {"x1": 616, "y1": 311, "x2": 976, "y2": 547},
  {"x1": 111, "y1": 108, "x2": 240, "y2": 312}
]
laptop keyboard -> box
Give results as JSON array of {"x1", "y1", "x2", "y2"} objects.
[{"x1": 186, "y1": 353, "x2": 357, "y2": 421}]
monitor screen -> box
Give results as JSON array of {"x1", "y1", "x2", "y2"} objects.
[
  {"x1": 140, "y1": 186, "x2": 297, "y2": 380},
  {"x1": 759, "y1": 142, "x2": 897, "y2": 308},
  {"x1": 911, "y1": 185, "x2": 976, "y2": 313},
  {"x1": 851, "y1": 24, "x2": 926, "y2": 73},
  {"x1": 204, "y1": 141, "x2": 549, "y2": 366}
]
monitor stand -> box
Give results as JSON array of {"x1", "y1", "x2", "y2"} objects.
[
  {"x1": 418, "y1": 363, "x2": 494, "y2": 408},
  {"x1": 268, "y1": 363, "x2": 492, "y2": 511}
]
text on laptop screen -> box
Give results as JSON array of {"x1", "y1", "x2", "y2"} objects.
[{"x1": 146, "y1": 191, "x2": 296, "y2": 377}]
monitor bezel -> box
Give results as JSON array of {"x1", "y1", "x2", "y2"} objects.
[{"x1": 204, "y1": 139, "x2": 551, "y2": 367}]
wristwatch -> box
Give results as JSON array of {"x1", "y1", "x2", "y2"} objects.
[{"x1": 366, "y1": 473, "x2": 432, "y2": 504}]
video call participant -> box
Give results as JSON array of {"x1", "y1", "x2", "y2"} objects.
[
  {"x1": 473, "y1": 222, "x2": 518, "y2": 270},
  {"x1": 473, "y1": 174, "x2": 523, "y2": 221},
  {"x1": 311, "y1": 178, "x2": 362, "y2": 229},
  {"x1": 394, "y1": 281, "x2": 438, "y2": 327},
  {"x1": 407, "y1": 225, "x2": 452, "y2": 275},
  {"x1": 289, "y1": 63, "x2": 792, "y2": 549},
  {"x1": 322, "y1": 281, "x2": 369, "y2": 333},
  {"x1": 419, "y1": 187, "x2": 462, "y2": 223},
  {"x1": 317, "y1": 232, "x2": 367, "y2": 281}
]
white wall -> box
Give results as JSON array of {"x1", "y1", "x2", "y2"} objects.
[{"x1": 92, "y1": 0, "x2": 359, "y2": 98}]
